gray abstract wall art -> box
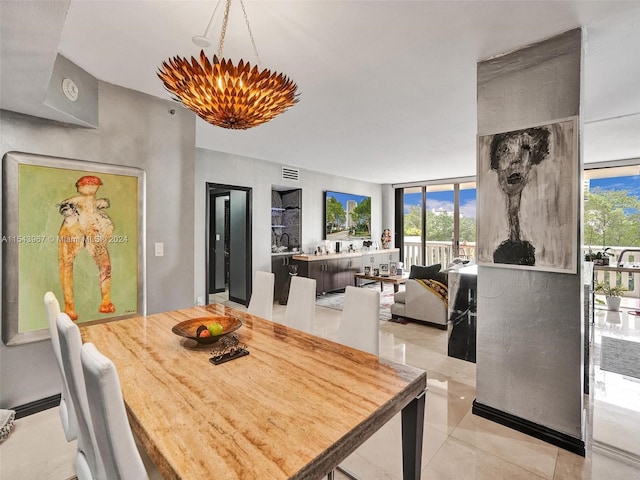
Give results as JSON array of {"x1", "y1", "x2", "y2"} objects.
[{"x1": 477, "y1": 117, "x2": 578, "y2": 273}]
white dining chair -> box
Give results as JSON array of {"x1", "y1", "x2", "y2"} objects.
[
  {"x1": 283, "y1": 276, "x2": 316, "y2": 333},
  {"x1": 332, "y1": 285, "x2": 381, "y2": 479},
  {"x1": 247, "y1": 270, "x2": 275, "y2": 320},
  {"x1": 338, "y1": 286, "x2": 380, "y2": 355},
  {"x1": 57, "y1": 313, "x2": 106, "y2": 480},
  {"x1": 81, "y1": 342, "x2": 149, "y2": 480},
  {"x1": 44, "y1": 291, "x2": 78, "y2": 442}
]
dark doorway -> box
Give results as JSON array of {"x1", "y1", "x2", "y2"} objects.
[{"x1": 206, "y1": 183, "x2": 252, "y2": 305}]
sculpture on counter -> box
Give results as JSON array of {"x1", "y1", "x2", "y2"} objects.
[{"x1": 381, "y1": 228, "x2": 392, "y2": 249}]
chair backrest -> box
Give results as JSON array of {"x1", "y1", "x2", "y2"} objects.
[
  {"x1": 247, "y1": 271, "x2": 275, "y2": 320},
  {"x1": 56, "y1": 313, "x2": 105, "y2": 479},
  {"x1": 283, "y1": 276, "x2": 316, "y2": 333},
  {"x1": 44, "y1": 291, "x2": 78, "y2": 442},
  {"x1": 81, "y1": 342, "x2": 148, "y2": 480},
  {"x1": 338, "y1": 286, "x2": 380, "y2": 355}
]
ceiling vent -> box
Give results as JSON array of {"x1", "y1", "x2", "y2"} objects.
[
  {"x1": 281, "y1": 166, "x2": 300, "y2": 181},
  {"x1": 43, "y1": 54, "x2": 99, "y2": 128}
]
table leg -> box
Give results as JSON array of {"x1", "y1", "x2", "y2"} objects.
[
  {"x1": 394, "y1": 284, "x2": 399, "y2": 293},
  {"x1": 380, "y1": 282, "x2": 384, "y2": 291},
  {"x1": 401, "y1": 390, "x2": 426, "y2": 480}
]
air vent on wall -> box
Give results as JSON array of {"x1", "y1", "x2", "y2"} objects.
[{"x1": 281, "y1": 166, "x2": 300, "y2": 181}]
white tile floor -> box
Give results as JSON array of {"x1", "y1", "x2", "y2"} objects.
[{"x1": 2, "y1": 290, "x2": 640, "y2": 480}]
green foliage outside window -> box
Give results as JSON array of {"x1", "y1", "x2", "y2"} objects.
[
  {"x1": 403, "y1": 205, "x2": 477, "y2": 242},
  {"x1": 584, "y1": 188, "x2": 640, "y2": 248},
  {"x1": 402, "y1": 187, "x2": 639, "y2": 248}
]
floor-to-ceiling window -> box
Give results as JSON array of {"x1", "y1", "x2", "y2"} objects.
[
  {"x1": 396, "y1": 178, "x2": 476, "y2": 269},
  {"x1": 584, "y1": 162, "x2": 640, "y2": 298},
  {"x1": 584, "y1": 161, "x2": 640, "y2": 461}
]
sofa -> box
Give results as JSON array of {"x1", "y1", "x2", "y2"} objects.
[{"x1": 390, "y1": 264, "x2": 448, "y2": 329}]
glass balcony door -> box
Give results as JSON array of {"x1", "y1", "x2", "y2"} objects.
[{"x1": 399, "y1": 180, "x2": 476, "y2": 270}]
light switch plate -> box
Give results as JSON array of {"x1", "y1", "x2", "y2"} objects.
[{"x1": 155, "y1": 242, "x2": 164, "y2": 257}]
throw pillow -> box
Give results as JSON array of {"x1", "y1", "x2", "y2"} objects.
[
  {"x1": 432, "y1": 271, "x2": 448, "y2": 286},
  {"x1": 409, "y1": 264, "x2": 441, "y2": 280}
]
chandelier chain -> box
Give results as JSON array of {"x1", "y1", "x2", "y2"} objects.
[
  {"x1": 240, "y1": 0, "x2": 261, "y2": 66},
  {"x1": 217, "y1": 0, "x2": 232, "y2": 57},
  {"x1": 216, "y1": 0, "x2": 260, "y2": 65}
]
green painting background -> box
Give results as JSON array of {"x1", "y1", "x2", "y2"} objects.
[{"x1": 18, "y1": 164, "x2": 139, "y2": 331}]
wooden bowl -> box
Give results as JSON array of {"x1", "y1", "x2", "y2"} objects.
[{"x1": 171, "y1": 315, "x2": 242, "y2": 345}]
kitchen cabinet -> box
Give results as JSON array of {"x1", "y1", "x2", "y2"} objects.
[{"x1": 294, "y1": 256, "x2": 362, "y2": 295}]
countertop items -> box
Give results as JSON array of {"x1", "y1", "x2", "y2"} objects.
[{"x1": 293, "y1": 248, "x2": 400, "y2": 262}]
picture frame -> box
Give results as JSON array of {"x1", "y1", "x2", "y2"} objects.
[
  {"x1": 390, "y1": 262, "x2": 397, "y2": 275},
  {"x1": 379, "y1": 263, "x2": 389, "y2": 276},
  {"x1": 1, "y1": 152, "x2": 146, "y2": 345},
  {"x1": 373, "y1": 268, "x2": 380, "y2": 276},
  {"x1": 364, "y1": 265, "x2": 371, "y2": 275},
  {"x1": 476, "y1": 117, "x2": 578, "y2": 274}
]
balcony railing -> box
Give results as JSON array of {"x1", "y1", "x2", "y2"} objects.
[
  {"x1": 586, "y1": 246, "x2": 639, "y2": 299},
  {"x1": 402, "y1": 237, "x2": 476, "y2": 271},
  {"x1": 401, "y1": 239, "x2": 639, "y2": 299}
]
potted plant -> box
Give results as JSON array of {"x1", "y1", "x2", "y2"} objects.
[
  {"x1": 594, "y1": 281, "x2": 627, "y2": 311},
  {"x1": 585, "y1": 247, "x2": 614, "y2": 266}
]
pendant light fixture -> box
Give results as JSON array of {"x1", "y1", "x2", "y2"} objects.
[{"x1": 157, "y1": 0, "x2": 299, "y2": 130}]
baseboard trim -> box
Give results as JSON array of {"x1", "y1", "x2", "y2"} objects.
[
  {"x1": 12, "y1": 394, "x2": 61, "y2": 419},
  {"x1": 392, "y1": 315, "x2": 447, "y2": 330},
  {"x1": 593, "y1": 440, "x2": 640, "y2": 468},
  {"x1": 472, "y1": 400, "x2": 585, "y2": 457}
]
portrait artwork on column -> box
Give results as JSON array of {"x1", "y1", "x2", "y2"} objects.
[{"x1": 477, "y1": 117, "x2": 578, "y2": 273}]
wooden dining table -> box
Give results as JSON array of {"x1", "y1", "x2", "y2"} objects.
[{"x1": 79, "y1": 304, "x2": 427, "y2": 480}]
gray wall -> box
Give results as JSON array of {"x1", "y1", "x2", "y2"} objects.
[
  {"x1": 476, "y1": 29, "x2": 584, "y2": 439},
  {"x1": 0, "y1": 82, "x2": 195, "y2": 408},
  {"x1": 194, "y1": 149, "x2": 387, "y2": 303}
]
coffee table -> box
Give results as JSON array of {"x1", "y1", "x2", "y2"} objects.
[{"x1": 354, "y1": 272, "x2": 408, "y2": 292}]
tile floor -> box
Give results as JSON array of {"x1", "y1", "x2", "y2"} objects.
[{"x1": 2, "y1": 290, "x2": 640, "y2": 479}]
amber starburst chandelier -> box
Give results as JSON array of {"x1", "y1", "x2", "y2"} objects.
[{"x1": 157, "y1": 0, "x2": 299, "y2": 130}]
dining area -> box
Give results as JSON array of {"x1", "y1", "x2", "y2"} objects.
[
  {"x1": 40, "y1": 271, "x2": 427, "y2": 480},
  {"x1": 82, "y1": 304, "x2": 426, "y2": 480},
  {"x1": 10, "y1": 280, "x2": 640, "y2": 479}
]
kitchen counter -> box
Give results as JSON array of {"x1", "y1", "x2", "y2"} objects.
[{"x1": 293, "y1": 248, "x2": 399, "y2": 262}]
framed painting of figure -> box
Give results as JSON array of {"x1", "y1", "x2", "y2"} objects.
[
  {"x1": 476, "y1": 117, "x2": 578, "y2": 274},
  {"x1": 2, "y1": 152, "x2": 146, "y2": 345}
]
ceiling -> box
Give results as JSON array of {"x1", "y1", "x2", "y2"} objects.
[{"x1": 2, "y1": 1, "x2": 640, "y2": 184}]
